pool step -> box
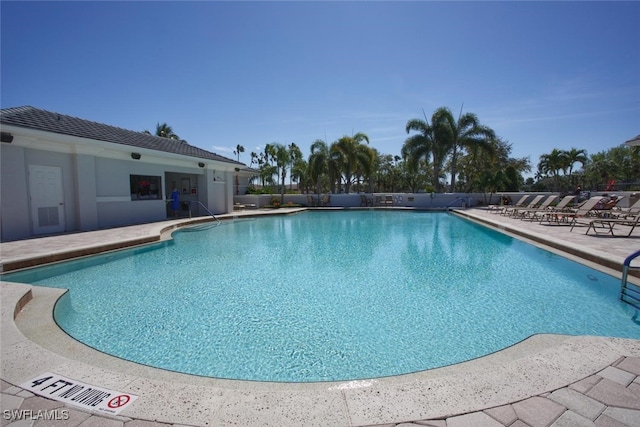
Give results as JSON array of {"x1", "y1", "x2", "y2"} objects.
[{"x1": 621, "y1": 282, "x2": 640, "y2": 311}]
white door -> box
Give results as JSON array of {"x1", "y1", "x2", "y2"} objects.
[{"x1": 28, "y1": 165, "x2": 66, "y2": 234}]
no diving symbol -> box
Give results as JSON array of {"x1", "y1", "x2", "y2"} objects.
[{"x1": 108, "y1": 394, "x2": 131, "y2": 409}]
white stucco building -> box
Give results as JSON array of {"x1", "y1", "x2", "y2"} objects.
[{"x1": 1, "y1": 106, "x2": 253, "y2": 242}]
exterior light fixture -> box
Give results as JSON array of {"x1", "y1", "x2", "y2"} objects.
[
  {"x1": 198, "y1": 162, "x2": 205, "y2": 168},
  {"x1": 1, "y1": 132, "x2": 13, "y2": 143},
  {"x1": 131, "y1": 152, "x2": 141, "y2": 160}
]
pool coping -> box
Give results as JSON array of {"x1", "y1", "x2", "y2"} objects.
[{"x1": 2, "y1": 208, "x2": 640, "y2": 426}]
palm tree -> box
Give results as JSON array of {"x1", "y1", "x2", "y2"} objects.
[
  {"x1": 432, "y1": 107, "x2": 495, "y2": 192},
  {"x1": 260, "y1": 143, "x2": 277, "y2": 186},
  {"x1": 331, "y1": 132, "x2": 370, "y2": 193},
  {"x1": 288, "y1": 143, "x2": 303, "y2": 190},
  {"x1": 272, "y1": 143, "x2": 291, "y2": 203},
  {"x1": 233, "y1": 144, "x2": 245, "y2": 162},
  {"x1": 538, "y1": 149, "x2": 569, "y2": 191},
  {"x1": 291, "y1": 157, "x2": 309, "y2": 193},
  {"x1": 155, "y1": 123, "x2": 180, "y2": 140},
  {"x1": 144, "y1": 123, "x2": 183, "y2": 141},
  {"x1": 403, "y1": 113, "x2": 448, "y2": 192},
  {"x1": 249, "y1": 152, "x2": 258, "y2": 167},
  {"x1": 257, "y1": 144, "x2": 277, "y2": 189},
  {"x1": 308, "y1": 139, "x2": 330, "y2": 194},
  {"x1": 563, "y1": 147, "x2": 587, "y2": 188},
  {"x1": 356, "y1": 144, "x2": 376, "y2": 192}
]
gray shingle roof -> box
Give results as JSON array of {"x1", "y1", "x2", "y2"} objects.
[
  {"x1": 0, "y1": 106, "x2": 243, "y2": 165},
  {"x1": 625, "y1": 135, "x2": 640, "y2": 146}
]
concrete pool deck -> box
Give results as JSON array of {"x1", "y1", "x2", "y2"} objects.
[{"x1": 1, "y1": 207, "x2": 639, "y2": 426}]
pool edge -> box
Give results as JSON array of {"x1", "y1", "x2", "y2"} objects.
[{"x1": 3, "y1": 280, "x2": 640, "y2": 426}]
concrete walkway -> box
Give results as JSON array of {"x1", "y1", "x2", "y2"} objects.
[{"x1": 1, "y1": 207, "x2": 639, "y2": 426}]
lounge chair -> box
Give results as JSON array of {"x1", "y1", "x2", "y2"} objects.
[
  {"x1": 490, "y1": 195, "x2": 530, "y2": 215},
  {"x1": 319, "y1": 194, "x2": 331, "y2": 207},
  {"x1": 592, "y1": 195, "x2": 624, "y2": 217},
  {"x1": 585, "y1": 212, "x2": 640, "y2": 237},
  {"x1": 514, "y1": 194, "x2": 558, "y2": 218},
  {"x1": 359, "y1": 194, "x2": 373, "y2": 207},
  {"x1": 539, "y1": 196, "x2": 602, "y2": 230},
  {"x1": 611, "y1": 198, "x2": 640, "y2": 218},
  {"x1": 519, "y1": 195, "x2": 574, "y2": 221},
  {"x1": 375, "y1": 195, "x2": 393, "y2": 206},
  {"x1": 503, "y1": 195, "x2": 544, "y2": 217},
  {"x1": 307, "y1": 195, "x2": 318, "y2": 207}
]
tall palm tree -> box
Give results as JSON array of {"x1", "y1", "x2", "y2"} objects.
[
  {"x1": 272, "y1": 143, "x2": 291, "y2": 203},
  {"x1": 432, "y1": 107, "x2": 495, "y2": 192},
  {"x1": 288, "y1": 143, "x2": 302, "y2": 190},
  {"x1": 563, "y1": 147, "x2": 587, "y2": 188},
  {"x1": 249, "y1": 152, "x2": 258, "y2": 167},
  {"x1": 257, "y1": 143, "x2": 277, "y2": 188},
  {"x1": 291, "y1": 157, "x2": 309, "y2": 193},
  {"x1": 234, "y1": 144, "x2": 245, "y2": 162},
  {"x1": 308, "y1": 139, "x2": 330, "y2": 194},
  {"x1": 403, "y1": 113, "x2": 448, "y2": 192},
  {"x1": 331, "y1": 132, "x2": 370, "y2": 193},
  {"x1": 538, "y1": 149, "x2": 569, "y2": 191},
  {"x1": 354, "y1": 144, "x2": 376, "y2": 192}
]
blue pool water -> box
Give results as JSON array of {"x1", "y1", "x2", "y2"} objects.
[{"x1": 4, "y1": 211, "x2": 639, "y2": 382}]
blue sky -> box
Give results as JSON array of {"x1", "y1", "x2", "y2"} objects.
[{"x1": 2, "y1": 1, "x2": 638, "y2": 177}]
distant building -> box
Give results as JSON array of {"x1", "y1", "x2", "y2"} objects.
[{"x1": 0, "y1": 106, "x2": 254, "y2": 241}]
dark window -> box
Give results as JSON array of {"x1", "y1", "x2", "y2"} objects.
[{"x1": 130, "y1": 175, "x2": 162, "y2": 201}]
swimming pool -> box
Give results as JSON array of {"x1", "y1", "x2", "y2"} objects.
[{"x1": 3, "y1": 211, "x2": 639, "y2": 382}]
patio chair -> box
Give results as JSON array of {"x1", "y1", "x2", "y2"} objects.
[
  {"x1": 307, "y1": 195, "x2": 318, "y2": 207},
  {"x1": 612, "y1": 198, "x2": 640, "y2": 218},
  {"x1": 360, "y1": 194, "x2": 373, "y2": 207},
  {"x1": 592, "y1": 195, "x2": 624, "y2": 218},
  {"x1": 319, "y1": 194, "x2": 331, "y2": 207},
  {"x1": 519, "y1": 195, "x2": 574, "y2": 221},
  {"x1": 513, "y1": 194, "x2": 558, "y2": 218},
  {"x1": 375, "y1": 195, "x2": 393, "y2": 206},
  {"x1": 539, "y1": 196, "x2": 602, "y2": 230},
  {"x1": 585, "y1": 211, "x2": 640, "y2": 237},
  {"x1": 503, "y1": 195, "x2": 544, "y2": 217},
  {"x1": 490, "y1": 195, "x2": 529, "y2": 215}
]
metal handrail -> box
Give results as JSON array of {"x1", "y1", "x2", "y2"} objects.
[
  {"x1": 620, "y1": 249, "x2": 640, "y2": 309},
  {"x1": 446, "y1": 197, "x2": 470, "y2": 210},
  {"x1": 190, "y1": 200, "x2": 220, "y2": 224}
]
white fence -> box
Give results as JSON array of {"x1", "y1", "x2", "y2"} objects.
[{"x1": 234, "y1": 191, "x2": 639, "y2": 210}]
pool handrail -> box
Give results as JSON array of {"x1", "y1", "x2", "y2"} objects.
[
  {"x1": 446, "y1": 197, "x2": 470, "y2": 210},
  {"x1": 189, "y1": 200, "x2": 221, "y2": 224},
  {"x1": 620, "y1": 248, "x2": 640, "y2": 310}
]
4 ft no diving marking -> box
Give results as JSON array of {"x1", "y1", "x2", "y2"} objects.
[
  {"x1": 108, "y1": 394, "x2": 131, "y2": 409},
  {"x1": 19, "y1": 373, "x2": 138, "y2": 415}
]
